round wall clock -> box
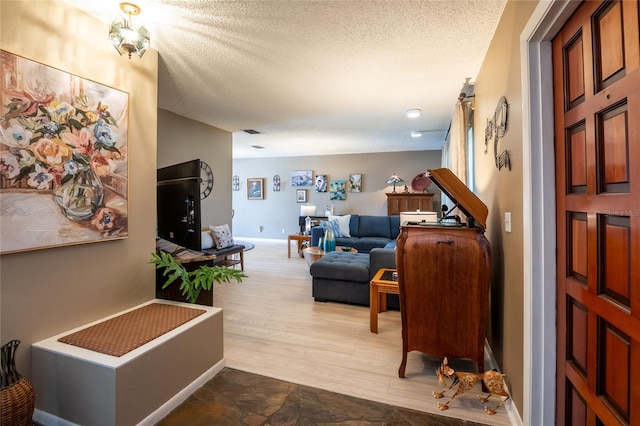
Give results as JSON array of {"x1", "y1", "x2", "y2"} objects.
[{"x1": 200, "y1": 161, "x2": 214, "y2": 199}]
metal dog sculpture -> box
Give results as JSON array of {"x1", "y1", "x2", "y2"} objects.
[{"x1": 433, "y1": 357, "x2": 509, "y2": 415}]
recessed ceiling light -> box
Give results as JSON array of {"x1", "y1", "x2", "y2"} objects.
[
  {"x1": 410, "y1": 131, "x2": 422, "y2": 138},
  {"x1": 406, "y1": 109, "x2": 421, "y2": 118}
]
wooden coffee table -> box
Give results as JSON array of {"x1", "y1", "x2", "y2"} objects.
[
  {"x1": 370, "y1": 268, "x2": 399, "y2": 333},
  {"x1": 302, "y1": 246, "x2": 357, "y2": 266}
]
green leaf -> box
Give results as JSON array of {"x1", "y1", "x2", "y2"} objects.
[{"x1": 150, "y1": 252, "x2": 247, "y2": 304}]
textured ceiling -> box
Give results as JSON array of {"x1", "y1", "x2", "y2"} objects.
[{"x1": 61, "y1": 0, "x2": 507, "y2": 158}]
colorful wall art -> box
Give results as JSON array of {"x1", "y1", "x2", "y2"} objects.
[
  {"x1": 0, "y1": 51, "x2": 129, "y2": 253},
  {"x1": 329, "y1": 180, "x2": 346, "y2": 200}
]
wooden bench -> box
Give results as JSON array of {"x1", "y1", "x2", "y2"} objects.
[{"x1": 204, "y1": 244, "x2": 245, "y2": 270}]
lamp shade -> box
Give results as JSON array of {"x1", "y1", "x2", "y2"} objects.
[
  {"x1": 300, "y1": 205, "x2": 316, "y2": 216},
  {"x1": 386, "y1": 174, "x2": 405, "y2": 185}
]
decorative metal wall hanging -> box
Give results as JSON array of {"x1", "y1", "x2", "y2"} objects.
[
  {"x1": 273, "y1": 175, "x2": 281, "y2": 191},
  {"x1": 232, "y1": 175, "x2": 240, "y2": 191},
  {"x1": 484, "y1": 118, "x2": 493, "y2": 154},
  {"x1": 492, "y1": 96, "x2": 511, "y2": 171}
]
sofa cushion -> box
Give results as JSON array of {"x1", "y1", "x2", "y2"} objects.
[
  {"x1": 328, "y1": 214, "x2": 351, "y2": 237},
  {"x1": 389, "y1": 216, "x2": 401, "y2": 238},
  {"x1": 358, "y1": 216, "x2": 392, "y2": 238},
  {"x1": 209, "y1": 224, "x2": 234, "y2": 249},
  {"x1": 201, "y1": 230, "x2": 214, "y2": 250},
  {"x1": 348, "y1": 214, "x2": 360, "y2": 237},
  {"x1": 310, "y1": 252, "x2": 370, "y2": 282},
  {"x1": 353, "y1": 237, "x2": 394, "y2": 253},
  {"x1": 320, "y1": 219, "x2": 342, "y2": 237},
  {"x1": 335, "y1": 237, "x2": 358, "y2": 247}
]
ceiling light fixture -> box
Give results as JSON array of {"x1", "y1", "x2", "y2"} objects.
[
  {"x1": 406, "y1": 109, "x2": 421, "y2": 118},
  {"x1": 109, "y1": 2, "x2": 150, "y2": 59},
  {"x1": 411, "y1": 131, "x2": 422, "y2": 138}
]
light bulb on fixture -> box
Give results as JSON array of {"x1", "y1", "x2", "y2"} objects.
[
  {"x1": 411, "y1": 131, "x2": 423, "y2": 138},
  {"x1": 109, "y1": 2, "x2": 150, "y2": 59},
  {"x1": 406, "y1": 109, "x2": 421, "y2": 118}
]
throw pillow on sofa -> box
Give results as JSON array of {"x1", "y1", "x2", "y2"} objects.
[
  {"x1": 328, "y1": 214, "x2": 351, "y2": 237},
  {"x1": 320, "y1": 219, "x2": 342, "y2": 237},
  {"x1": 201, "y1": 230, "x2": 214, "y2": 250},
  {"x1": 209, "y1": 224, "x2": 235, "y2": 249}
]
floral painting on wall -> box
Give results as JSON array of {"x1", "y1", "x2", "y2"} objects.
[{"x1": 0, "y1": 51, "x2": 129, "y2": 254}]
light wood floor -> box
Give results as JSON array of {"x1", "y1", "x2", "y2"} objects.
[{"x1": 215, "y1": 239, "x2": 515, "y2": 425}]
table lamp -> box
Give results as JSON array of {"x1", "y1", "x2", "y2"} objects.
[
  {"x1": 386, "y1": 174, "x2": 405, "y2": 194},
  {"x1": 300, "y1": 204, "x2": 316, "y2": 216}
]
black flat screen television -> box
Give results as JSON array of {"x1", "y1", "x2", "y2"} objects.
[{"x1": 157, "y1": 159, "x2": 202, "y2": 252}]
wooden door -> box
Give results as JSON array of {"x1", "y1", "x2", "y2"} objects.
[{"x1": 553, "y1": 1, "x2": 640, "y2": 424}]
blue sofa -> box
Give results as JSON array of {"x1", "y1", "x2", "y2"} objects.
[{"x1": 310, "y1": 215, "x2": 400, "y2": 254}]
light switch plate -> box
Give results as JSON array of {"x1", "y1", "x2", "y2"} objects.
[{"x1": 504, "y1": 212, "x2": 511, "y2": 233}]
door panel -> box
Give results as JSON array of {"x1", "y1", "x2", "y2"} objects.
[{"x1": 553, "y1": 1, "x2": 640, "y2": 425}]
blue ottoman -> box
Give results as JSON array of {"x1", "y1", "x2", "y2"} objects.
[{"x1": 310, "y1": 252, "x2": 373, "y2": 306}]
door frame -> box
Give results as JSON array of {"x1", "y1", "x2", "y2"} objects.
[{"x1": 520, "y1": 1, "x2": 581, "y2": 425}]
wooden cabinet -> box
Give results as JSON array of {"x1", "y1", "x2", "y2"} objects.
[
  {"x1": 396, "y1": 224, "x2": 491, "y2": 377},
  {"x1": 386, "y1": 193, "x2": 434, "y2": 215}
]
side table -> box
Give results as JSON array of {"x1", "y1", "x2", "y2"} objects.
[
  {"x1": 370, "y1": 268, "x2": 399, "y2": 333},
  {"x1": 287, "y1": 234, "x2": 310, "y2": 258}
]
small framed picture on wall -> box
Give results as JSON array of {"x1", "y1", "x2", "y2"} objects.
[
  {"x1": 247, "y1": 178, "x2": 264, "y2": 200},
  {"x1": 296, "y1": 189, "x2": 307, "y2": 203}
]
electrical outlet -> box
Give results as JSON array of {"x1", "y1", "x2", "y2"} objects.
[
  {"x1": 281, "y1": 228, "x2": 286, "y2": 234},
  {"x1": 504, "y1": 212, "x2": 511, "y2": 233},
  {"x1": 258, "y1": 226, "x2": 263, "y2": 233}
]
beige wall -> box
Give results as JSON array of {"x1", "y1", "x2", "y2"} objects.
[
  {"x1": 473, "y1": 0, "x2": 539, "y2": 412},
  {"x1": 157, "y1": 109, "x2": 234, "y2": 229},
  {"x1": 0, "y1": 1, "x2": 158, "y2": 375},
  {"x1": 232, "y1": 150, "x2": 442, "y2": 239}
]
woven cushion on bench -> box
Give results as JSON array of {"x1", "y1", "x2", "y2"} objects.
[{"x1": 310, "y1": 252, "x2": 370, "y2": 282}]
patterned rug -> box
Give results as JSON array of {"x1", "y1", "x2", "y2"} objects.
[
  {"x1": 158, "y1": 367, "x2": 489, "y2": 425},
  {"x1": 234, "y1": 240, "x2": 255, "y2": 251}
]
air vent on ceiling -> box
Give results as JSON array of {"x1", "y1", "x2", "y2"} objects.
[
  {"x1": 251, "y1": 145, "x2": 265, "y2": 149},
  {"x1": 243, "y1": 129, "x2": 261, "y2": 134}
]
